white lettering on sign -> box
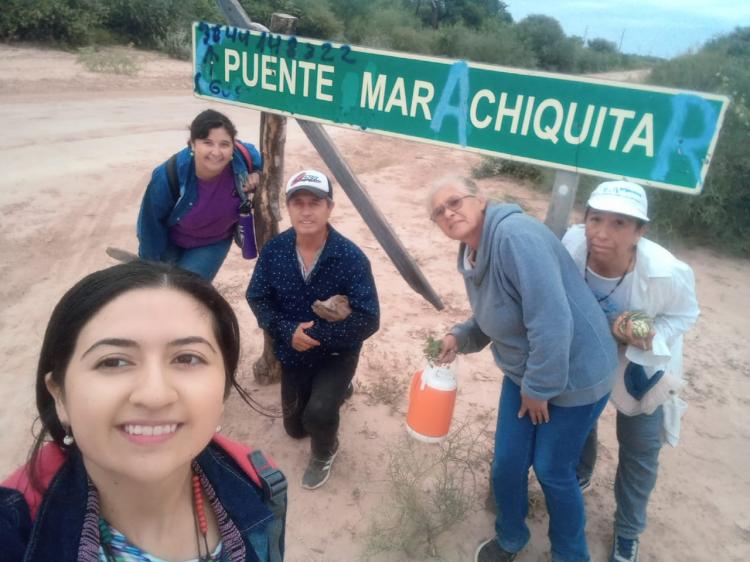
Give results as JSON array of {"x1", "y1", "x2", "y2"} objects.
[
  {"x1": 298, "y1": 61, "x2": 315, "y2": 98},
  {"x1": 494, "y1": 92, "x2": 523, "y2": 134},
  {"x1": 534, "y1": 99, "x2": 564, "y2": 144},
  {"x1": 470, "y1": 89, "x2": 494, "y2": 128},
  {"x1": 608, "y1": 108, "x2": 636, "y2": 150},
  {"x1": 361, "y1": 72, "x2": 387, "y2": 111},
  {"x1": 385, "y1": 77, "x2": 408, "y2": 115},
  {"x1": 317, "y1": 64, "x2": 334, "y2": 102},
  {"x1": 261, "y1": 55, "x2": 277, "y2": 91},
  {"x1": 224, "y1": 50, "x2": 656, "y2": 158},
  {"x1": 360, "y1": 72, "x2": 434, "y2": 119},
  {"x1": 623, "y1": 113, "x2": 654, "y2": 157},
  {"x1": 465, "y1": 89, "x2": 655, "y2": 156},
  {"x1": 411, "y1": 80, "x2": 434, "y2": 119},
  {"x1": 279, "y1": 58, "x2": 296, "y2": 94},
  {"x1": 223, "y1": 48, "x2": 335, "y2": 101},
  {"x1": 563, "y1": 103, "x2": 595, "y2": 145}
]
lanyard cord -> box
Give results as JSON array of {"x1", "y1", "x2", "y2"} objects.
[{"x1": 585, "y1": 250, "x2": 634, "y2": 303}]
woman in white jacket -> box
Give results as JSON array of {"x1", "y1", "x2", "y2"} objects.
[{"x1": 562, "y1": 181, "x2": 699, "y2": 562}]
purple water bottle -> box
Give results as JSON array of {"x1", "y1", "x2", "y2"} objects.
[{"x1": 238, "y1": 200, "x2": 258, "y2": 259}]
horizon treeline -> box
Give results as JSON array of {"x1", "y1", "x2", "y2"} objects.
[{"x1": 0, "y1": 0, "x2": 658, "y2": 71}]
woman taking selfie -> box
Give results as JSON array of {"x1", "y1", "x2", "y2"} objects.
[{"x1": 0, "y1": 261, "x2": 285, "y2": 562}]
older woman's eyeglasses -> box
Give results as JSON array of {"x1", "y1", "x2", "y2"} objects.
[{"x1": 430, "y1": 195, "x2": 474, "y2": 222}]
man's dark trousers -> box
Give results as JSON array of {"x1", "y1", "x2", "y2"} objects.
[{"x1": 280, "y1": 351, "x2": 359, "y2": 458}]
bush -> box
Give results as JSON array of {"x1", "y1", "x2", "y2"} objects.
[
  {"x1": 353, "y1": 5, "x2": 428, "y2": 53},
  {"x1": 157, "y1": 30, "x2": 192, "y2": 61},
  {"x1": 431, "y1": 22, "x2": 537, "y2": 68},
  {"x1": 0, "y1": 0, "x2": 106, "y2": 46},
  {"x1": 363, "y1": 422, "x2": 492, "y2": 559},
  {"x1": 104, "y1": 0, "x2": 172, "y2": 47},
  {"x1": 515, "y1": 14, "x2": 572, "y2": 72},
  {"x1": 473, "y1": 156, "x2": 543, "y2": 183},
  {"x1": 294, "y1": 0, "x2": 345, "y2": 41},
  {"x1": 76, "y1": 46, "x2": 140, "y2": 74}
]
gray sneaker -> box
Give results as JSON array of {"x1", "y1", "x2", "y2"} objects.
[
  {"x1": 474, "y1": 537, "x2": 517, "y2": 562},
  {"x1": 610, "y1": 535, "x2": 639, "y2": 562},
  {"x1": 302, "y1": 450, "x2": 338, "y2": 490}
]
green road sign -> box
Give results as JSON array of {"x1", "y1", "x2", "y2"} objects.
[{"x1": 193, "y1": 21, "x2": 728, "y2": 194}]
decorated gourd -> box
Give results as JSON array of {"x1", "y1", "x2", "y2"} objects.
[{"x1": 618, "y1": 311, "x2": 654, "y2": 339}]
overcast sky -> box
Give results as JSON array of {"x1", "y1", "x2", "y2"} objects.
[{"x1": 506, "y1": 0, "x2": 750, "y2": 58}]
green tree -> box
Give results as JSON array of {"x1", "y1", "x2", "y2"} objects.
[
  {"x1": 0, "y1": 0, "x2": 107, "y2": 45},
  {"x1": 515, "y1": 14, "x2": 575, "y2": 71},
  {"x1": 587, "y1": 37, "x2": 617, "y2": 54},
  {"x1": 410, "y1": 0, "x2": 511, "y2": 30}
]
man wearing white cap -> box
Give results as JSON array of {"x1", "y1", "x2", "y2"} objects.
[
  {"x1": 247, "y1": 170, "x2": 379, "y2": 489},
  {"x1": 562, "y1": 181, "x2": 699, "y2": 562}
]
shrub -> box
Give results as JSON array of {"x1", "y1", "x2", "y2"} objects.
[
  {"x1": 157, "y1": 30, "x2": 192, "y2": 61},
  {"x1": 353, "y1": 5, "x2": 428, "y2": 53},
  {"x1": 431, "y1": 22, "x2": 537, "y2": 68},
  {"x1": 294, "y1": 0, "x2": 344, "y2": 41},
  {"x1": 473, "y1": 156, "x2": 543, "y2": 183},
  {"x1": 358, "y1": 373, "x2": 407, "y2": 413},
  {"x1": 0, "y1": 0, "x2": 106, "y2": 46},
  {"x1": 104, "y1": 0, "x2": 172, "y2": 47},
  {"x1": 363, "y1": 422, "x2": 492, "y2": 559},
  {"x1": 76, "y1": 46, "x2": 140, "y2": 75},
  {"x1": 104, "y1": 0, "x2": 223, "y2": 52}
]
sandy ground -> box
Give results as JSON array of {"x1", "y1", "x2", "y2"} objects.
[{"x1": 0, "y1": 45, "x2": 748, "y2": 562}]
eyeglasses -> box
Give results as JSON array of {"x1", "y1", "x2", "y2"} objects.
[{"x1": 430, "y1": 195, "x2": 474, "y2": 222}]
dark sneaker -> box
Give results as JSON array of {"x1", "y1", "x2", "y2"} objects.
[
  {"x1": 344, "y1": 381, "x2": 354, "y2": 400},
  {"x1": 578, "y1": 475, "x2": 592, "y2": 494},
  {"x1": 301, "y1": 450, "x2": 338, "y2": 490},
  {"x1": 610, "y1": 535, "x2": 639, "y2": 562},
  {"x1": 475, "y1": 537, "x2": 517, "y2": 562}
]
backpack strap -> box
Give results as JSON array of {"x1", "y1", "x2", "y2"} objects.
[
  {"x1": 248, "y1": 450, "x2": 286, "y2": 562},
  {"x1": 234, "y1": 140, "x2": 254, "y2": 173},
  {"x1": 166, "y1": 153, "x2": 180, "y2": 202},
  {"x1": 211, "y1": 434, "x2": 286, "y2": 562},
  {"x1": 2, "y1": 443, "x2": 66, "y2": 520}
]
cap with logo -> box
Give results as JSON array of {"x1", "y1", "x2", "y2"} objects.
[
  {"x1": 587, "y1": 180, "x2": 649, "y2": 222},
  {"x1": 285, "y1": 170, "x2": 333, "y2": 201}
]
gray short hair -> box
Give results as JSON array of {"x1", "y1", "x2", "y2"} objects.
[{"x1": 426, "y1": 175, "x2": 481, "y2": 214}]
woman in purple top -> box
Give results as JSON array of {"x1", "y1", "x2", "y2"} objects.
[{"x1": 137, "y1": 110, "x2": 263, "y2": 280}]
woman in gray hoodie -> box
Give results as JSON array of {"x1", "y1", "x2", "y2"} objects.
[{"x1": 431, "y1": 177, "x2": 617, "y2": 562}]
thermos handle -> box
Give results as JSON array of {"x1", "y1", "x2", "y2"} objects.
[{"x1": 419, "y1": 370, "x2": 427, "y2": 391}]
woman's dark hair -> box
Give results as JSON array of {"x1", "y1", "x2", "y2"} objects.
[
  {"x1": 28, "y1": 261, "x2": 251, "y2": 489},
  {"x1": 189, "y1": 109, "x2": 238, "y2": 143}
]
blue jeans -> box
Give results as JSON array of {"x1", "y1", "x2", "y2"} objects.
[
  {"x1": 162, "y1": 237, "x2": 232, "y2": 280},
  {"x1": 576, "y1": 423, "x2": 598, "y2": 483},
  {"x1": 615, "y1": 407, "x2": 664, "y2": 539},
  {"x1": 492, "y1": 377, "x2": 608, "y2": 562},
  {"x1": 575, "y1": 407, "x2": 664, "y2": 539}
]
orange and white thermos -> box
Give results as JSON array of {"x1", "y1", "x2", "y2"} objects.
[{"x1": 406, "y1": 364, "x2": 457, "y2": 442}]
